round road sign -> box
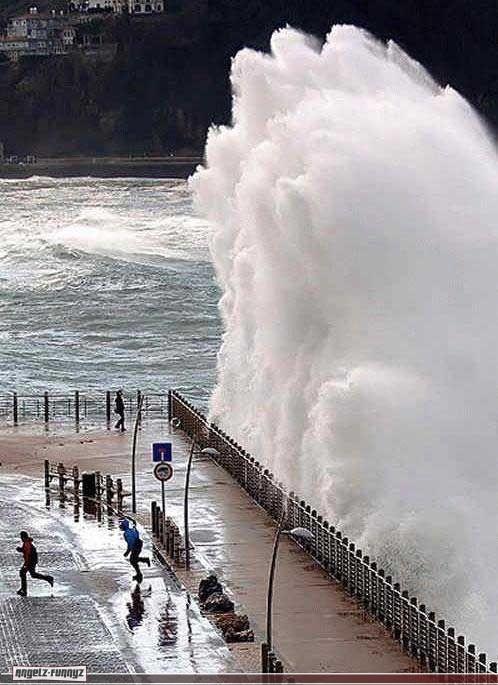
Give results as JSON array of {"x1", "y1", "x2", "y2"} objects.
[{"x1": 154, "y1": 462, "x2": 173, "y2": 482}]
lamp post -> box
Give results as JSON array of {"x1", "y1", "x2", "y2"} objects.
[
  {"x1": 263, "y1": 514, "x2": 313, "y2": 672},
  {"x1": 130, "y1": 392, "x2": 144, "y2": 514},
  {"x1": 183, "y1": 440, "x2": 220, "y2": 570}
]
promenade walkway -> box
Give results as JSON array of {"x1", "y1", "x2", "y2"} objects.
[
  {"x1": 0, "y1": 419, "x2": 417, "y2": 673},
  {"x1": 137, "y1": 425, "x2": 416, "y2": 673},
  {"x1": 0, "y1": 420, "x2": 417, "y2": 672},
  {"x1": 0, "y1": 472, "x2": 235, "y2": 674}
]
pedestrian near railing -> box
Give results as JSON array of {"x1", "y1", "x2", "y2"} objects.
[{"x1": 168, "y1": 389, "x2": 496, "y2": 674}]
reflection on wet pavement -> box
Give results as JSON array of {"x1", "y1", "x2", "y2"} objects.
[{"x1": 0, "y1": 474, "x2": 235, "y2": 674}]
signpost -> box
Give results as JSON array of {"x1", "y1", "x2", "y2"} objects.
[
  {"x1": 152, "y1": 443, "x2": 172, "y2": 462},
  {"x1": 153, "y1": 461, "x2": 173, "y2": 482},
  {"x1": 152, "y1": 444, "x2": 173, "y2": 517}
]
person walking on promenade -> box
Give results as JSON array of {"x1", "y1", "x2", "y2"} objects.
[
  {"x1": 16, "y1": 531, "x2": 54, "y2": 597},
  {"x1": 114, "y1": 389, "x2": 125, "y2": 432},
  {"x1": 120, "y1": 519, "x2": 150, "y2": 583}
]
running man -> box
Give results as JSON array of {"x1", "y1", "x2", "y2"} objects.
[
  {"x1": 16, "y1": 531, "x2": 54, "y2": 597},
  {"x1": 119, "y1": 519, "x2": 150, "y2": 583}
]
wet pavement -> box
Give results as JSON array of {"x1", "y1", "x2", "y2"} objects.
[
  {"x1": 0, "y1": 420, "x2": 417, "y2": 673},
  {"x1": 130, "y1": 423, "x2": 417, "y2": 673},
  {"x1": 0, "y1": 474, "x2": 236, "y2": 674}
]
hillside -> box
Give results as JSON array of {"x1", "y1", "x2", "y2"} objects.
[{"x1": 0, "y1": 0, "x2": 496, "y2": 156}]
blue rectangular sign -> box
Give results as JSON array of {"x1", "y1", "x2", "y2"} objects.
[{"x1": 152, "y1": 442, "x2": 172, "y2": 462}]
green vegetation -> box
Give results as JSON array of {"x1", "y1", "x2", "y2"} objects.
[{"x1": 0, "y1": 0, "x2": 496, "y2": 156}]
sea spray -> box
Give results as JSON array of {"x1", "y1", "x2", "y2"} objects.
[{"x1": 191, "y1": 25, "x2": 498, "y2": 651}]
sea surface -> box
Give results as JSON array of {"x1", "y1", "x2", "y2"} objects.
[{"x1": 0, "y1": 176, "x2": 220, "y2": 406}]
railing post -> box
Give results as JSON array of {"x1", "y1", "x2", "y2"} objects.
[
  {"x1": 117, "y1": 478, "x2": 123, "y2": 509},
  {"x1": 75, "y1": 390, "x2": 80, "y2": 424},
  {"x1": 44, "y1": 391, "x2": 49, "y2": 424},
  {"x1": 96, "y1": 471, "x2": 101, "y2": 504},
  {"x1": 57, "y1": 462, "x2": 65, "y2": 494},
  {"x1": 106, "y1": 390, "x2": 111, "y2": 425},
  {"x1": 105, "y1": 475, "x2": 113, "y2": 504},
  {"x1": 13, "y1": 392, "x2": 18, "y2": 425},
  {"x1": 73, "y1": 465, "x2": 80, "y2": 493}
]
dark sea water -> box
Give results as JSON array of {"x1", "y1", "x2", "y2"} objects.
[{"x1": 0, "y1": 176, "x2": 221, "y2": 406}]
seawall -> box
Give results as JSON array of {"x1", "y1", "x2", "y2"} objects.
[{"x1": 0, "y1": 156, "x2": 202, "y2": 179}]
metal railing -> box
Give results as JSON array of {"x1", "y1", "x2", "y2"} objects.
[
  {"x1": 150, "y1": 501, "x2": 184, "y2": 565},
  {"x1": 44, "y1": 458, "x2": 130, "y2": 510},
  {"x1": 0, "y1": 390, "x2": 168, "y2": 424},
  {"x1": 169, "y1": 389, "x2": 495, "y2": 674}
]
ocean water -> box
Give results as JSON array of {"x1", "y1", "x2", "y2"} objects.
[{"x1": 0, "y1": 176, "x2": 220, "y2": 406}]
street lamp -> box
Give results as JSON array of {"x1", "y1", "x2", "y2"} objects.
[
  {"x1": 130, "y1": 393, "x2": 144, "y2": 514},
  {"x1": 263, "y1": 512, "x2": 313, "y2": 672},
  {"x1": 184, "y1": 440, "x2": 220, "y2": 569}
]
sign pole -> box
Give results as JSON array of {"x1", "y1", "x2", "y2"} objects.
[{"x1": 152, "y1": 445, "x2": 173, "y2": 521}]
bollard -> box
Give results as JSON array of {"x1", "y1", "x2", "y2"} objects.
[
  {"x1": 173, "y1": 524, "x2": 181, "y2": 562},
  {"x1": 13, "y1": 392, "x2": 18, "y2": 425},
  {"x1": 44, "y1": 459, "x2": 50, "y2": 488},
  {"x1": 261, "y1": 642, "x2": 269, "y2": 673},
  {"x1": 95, "y1": 472, "x2": 102, "y2": 502},
  {"x1": 158, "y1": 509, "x2": 164, "y2": 546},
  {"x1": 73, "y1": 465, "x2": 80, "y2": 493},
  {"x1": 105, "y1": 475, "x2": 113, "y2": 504},
  {"x1": 57, "y1": 462, "x2": 65, "y2": 494},
  {"x1": 75, "y1": 390, "x2": 80, "y2": 424},
  {"x1": 117, "y1": 479, "x2": 123, "y2": 509},
  {"x1": 151, "y1": 501, "x2": 157, "y2": 536},
  {"x1": 44, "y1": 391, "x2": 49, "y2": 423},
  {"x1": 82, "y1": 472, "x2": 96, "y2": 499},
  {"x1": 167, "y1": 519, "x2": 173, "y2": 556},
  {"x1": 106, "y1": 390, "x2": 111, "y2": 425}
]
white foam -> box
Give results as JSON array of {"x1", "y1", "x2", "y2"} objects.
[{"x1": 191, "y1": 25, "x2": 498, "y2": 653}]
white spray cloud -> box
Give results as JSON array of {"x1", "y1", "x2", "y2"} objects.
[{"x1": 190, "y1": 25, "x2": 498, "y2": 652}]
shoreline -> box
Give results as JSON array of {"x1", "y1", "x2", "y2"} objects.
[{"x1": 0, "y1": 156, "x2": 203, "y2": 179}]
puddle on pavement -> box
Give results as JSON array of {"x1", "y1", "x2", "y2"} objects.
[{"x1": 0, "y1": 474, "x2": 235, "y2": 673}]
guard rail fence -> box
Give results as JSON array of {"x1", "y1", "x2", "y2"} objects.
[
  {"x1": 0, "y1": 390, "x2": 168, "y2": 424},
  {"x1": 168, "y1": 388, "x2": 495, "y2": 674}
]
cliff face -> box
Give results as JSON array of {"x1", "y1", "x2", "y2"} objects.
[{"x1": 0, "y1": 1, "x2": 496, "y2": 156}]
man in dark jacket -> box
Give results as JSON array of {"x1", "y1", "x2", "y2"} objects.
[
  {"x1": 16, "y1": 531, "x2": 54, "y2": 596},
  {"x1": 114, "y1": 389, "x2": 125, "y2": 432}
]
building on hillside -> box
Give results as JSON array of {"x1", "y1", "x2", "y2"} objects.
[
  {"x1": 84, "y1": 0, "x2": 125, "y2": 11},
  {"x1": 128, "y1": 1, "x2": 164, "y2": 13},
  {"x1": 0, "y1": 7, "x2": 76, "y2": 59},
  {"x1": 70, "y1": 0, "x2": 164, "y2": 14}
]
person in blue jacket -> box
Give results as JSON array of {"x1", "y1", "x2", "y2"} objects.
[{"x1": 119, "y1": 519, "x2": 150, "y2": 583}]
